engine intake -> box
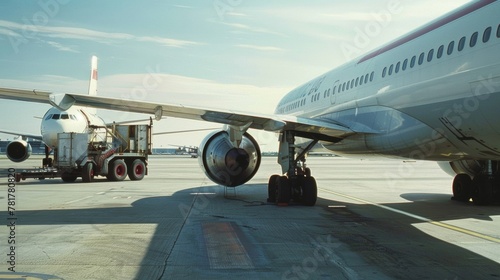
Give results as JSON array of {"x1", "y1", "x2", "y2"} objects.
[
  {"x1": 199, "y1": 130, "x2": 261, "y2": 187},
  {"x1": 6, "y1": 140, "x2": 32, "y2": 163}
]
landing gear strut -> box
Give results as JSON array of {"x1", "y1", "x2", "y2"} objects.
[
  {"x1": 267, "y1": 131, "x2": 318, "y2": 206},
  {"x1": 42, "y1": 145, "x2": 53, "y2": 167}
]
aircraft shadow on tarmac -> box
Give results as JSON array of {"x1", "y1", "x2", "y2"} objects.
[{"x1": 4, "y1": 183, "x2": 500, "y2": 279}]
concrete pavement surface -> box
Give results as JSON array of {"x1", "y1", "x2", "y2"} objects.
[{"x1": 0, "y1": 155, "x2": 499, "y2": 279}]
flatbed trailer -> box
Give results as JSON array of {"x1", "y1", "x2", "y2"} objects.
[{"x1": 15, "y1": 122, "x2": 152, "y2": 183}]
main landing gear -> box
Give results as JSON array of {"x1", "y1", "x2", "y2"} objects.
[
  {"x1": 267, "y1": 131, "x2": 318, "y2": 206},
  {"x1": 452, "y1": 161, "x2": 500, "y2": 205}
]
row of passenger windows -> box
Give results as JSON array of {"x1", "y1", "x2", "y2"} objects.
[
  {"x1": 279, "y1": 24, "x2": 500, "y2": 114},
  {"x1": 279, "y1": 70, "x2": 376, "y2": 113},
  {"x1": 309, "y1": 71, "x2": 376, "y2": 104},
  {"x1": 382, "y1": 24, "x2": 500, "y2": 78},
  {"x1": 44, "y1": 114, "x2": 78, "y2": 120},
  {"x1": 334, "y1": 71, "x2": 375, "y2": 96}
]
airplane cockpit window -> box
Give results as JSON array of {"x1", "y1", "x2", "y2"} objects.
[
  {"x1": 52, "y1": 114, "x2": 60, "y2": 119},
  {"x1": 61, "y1": 114, "x2": 69, "y2": 119},
  {"x1": 45, "y1": 114, "x2": 53, "y2": 120},
  {"x1": 70, "y1": 115, "x2": 77, "y2": 120}
]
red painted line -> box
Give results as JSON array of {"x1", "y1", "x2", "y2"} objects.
[{"x1": 357, "y1": 0, "x2": 496, "y2": 64}]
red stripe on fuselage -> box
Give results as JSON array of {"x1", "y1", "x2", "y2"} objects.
[{"x1": 357, "y1": 0, "x2": 495, "y2": 64}]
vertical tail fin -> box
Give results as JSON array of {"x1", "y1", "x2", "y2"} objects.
[
  {"x1": 85, "y1": 56, "x2": 98, "y2": 115},
  {"x1": 88, "y1": 56, "x2": 98, "y2": 96}
]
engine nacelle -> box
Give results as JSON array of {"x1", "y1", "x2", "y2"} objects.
[
  {"x1": 199, "y1": 130, "x2": 261, "y2": 187},
  {"x1": 6, "y1": 140, "x2": 32, "y2": 163},
  {"x1": 437, "y1": 160, "x2": 486, "y2": 177}
]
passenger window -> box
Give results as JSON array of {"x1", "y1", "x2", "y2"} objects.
[
  {"x1": 359, "y1": 76, "x2": 363, "y2": 85},
  {"x1": 447, "y1": 41, "x2": 454, "y2": 55},
  {"x1": 342, "y1": 82, "x2": 346, "y2": 91},
  {"x1": 427, "y1": 49, "x2": 434, "y2": 62},
  {"x1": 437, "y1": 45, "x2": 444, "y2": 59},
  {"x1": 470, "y1": 32, "x2": 478, "y2": 47},
  {"x1": 388, "y1": 64, "x2": 394, "y2": 75},
  {"x1": 458, "y1": 37, "x2": 466, "y2": 51},
  {"x1": 483, "y1": 26, "x2": 492, "y2": 43},
  {"x1": 410, "y1": 56, "x2": 416, "y2": 68},
  {"x1": 382, "y1": 67, "x2": 387, "y2": 78},
  {"x1": 355, "y1": 77, "x2": 359, "y2": 87},
  {"x1": 364, "y1": 74, "x2": 369, "y2": 84},
  {"x1": 370, "y1": 71, "x2": 374, "y2": 82},
  {"x1": 418, "y1": 52, "x2": 425, "y2": 65},
  {"x1": 402, "y1": 59, "x2": 408, "y2": 71},
  {"x1": 45, "y1": 114, "x2": 53, "y2": 120},
  {"x1": 497, "y1": 24, "x2": 500, "y2": 38},
  {"x1": 395, "y1": 62, "x2": 400, "y2": 73}
]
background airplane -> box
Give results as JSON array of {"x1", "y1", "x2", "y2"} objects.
[
  {"x1": 0, "y1": 56, "x2": 106, "y2": 167},
  {"x1": 1, "y1": 1, "x2": 500, "y2": 205}
]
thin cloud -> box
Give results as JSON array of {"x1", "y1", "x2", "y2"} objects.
[
  {"x1": 172, "y1": 5, "x2": 193, "y2": 9},
  {"x1": 45, "y1": 41, "x2": 79, "y2": 53},
  {"x1": 235, "y1": 44, "x2": 284, "y2": 52},
  {"x1": 139, "y1": 36, "x2": 202, "y2": 48},
  {"x1": 221, "y1": 22, "x2": 286, "y2": 37},
  {"x1": 0, "y1": 19, "x2": 201, "y2": 48}
]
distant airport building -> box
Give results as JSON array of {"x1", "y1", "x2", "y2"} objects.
[{"x1": 152, "y1": 148, "x2": 181, "y2": 155}]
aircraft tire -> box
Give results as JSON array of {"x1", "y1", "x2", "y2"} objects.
[
  {"x1": 471, "y1": 175, "x2": 494, "y2": 205},
  {"x1": 61, "y1": 172, "x2": 77, "y2": 183},
  {"x1": 452, "y1": 174, "x2": 472, "y2": 202},
  {"x1": 302, "y1": 176, "x2": 317, "y2": 206},
  {"x1": 82, "y1": 162, "x2": 94, "y2": 183},
  {"x1": 276, "y1": 176, "x2": 291, "y2": 204},
  {"x1": 267, "y1": 174, "x2": 279, "y2": 203},
  {"x1": 108, "y1": 159, "x2": 128, "y2": 181},
  {"x1": 128, "y1": 159, "x2": 146, "y2": 181}
]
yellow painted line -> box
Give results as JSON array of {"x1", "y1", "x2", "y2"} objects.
[{"x1": 320, "y1": 188, "x2": 500, "y2": 244}]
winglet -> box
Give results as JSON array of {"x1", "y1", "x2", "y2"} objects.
[{"x1": 88, "y1": 56, "x2": 98, "y2": 96}]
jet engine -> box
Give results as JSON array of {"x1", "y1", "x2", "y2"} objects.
[
  {"x1": 6, "y1": 140, "x2": 32, "y2": 163},
  {"x1": 198, "y1": 130, "x2": 261, "y2": 187}
]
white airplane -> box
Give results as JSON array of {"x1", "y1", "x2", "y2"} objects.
[
  {"x1": 0, "y1": 56, "x2": 107, "y2": 166},
  {"x1": 1, "y1": 1, "x2": 500, "y2": 205}
]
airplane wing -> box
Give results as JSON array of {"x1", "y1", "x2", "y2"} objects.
[
  {"x1": 0, "y1": 87, "x2": 356, "y2": 142},
  {"x1": 0, "y1": 129, "x2": 43, "y2": 141}
]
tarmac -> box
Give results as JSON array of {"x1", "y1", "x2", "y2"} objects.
[{"x1": 0, "y1": 155, "x2": 499, "y2": 279}]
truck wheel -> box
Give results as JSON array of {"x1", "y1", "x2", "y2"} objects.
[
  {"x1": 82, "y1": 162, "x2": 94, "y2": 183},
  {"x1": 128, "y1": 159, "x2": 146, "y2": 181},
  {"x1": 61, "y1": 172, "x2": 77, "y2": 183},
  {"x1": 108, "y1": 159, "x2": 128, "y2": 181}
]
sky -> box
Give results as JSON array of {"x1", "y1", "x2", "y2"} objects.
[{"x1": 0, "y1": 0, "x2": 471, "y2": 151}]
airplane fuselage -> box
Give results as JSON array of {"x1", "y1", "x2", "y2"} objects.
[
  {"x1": 41, "y1": 106, "x2": 106, "y2": 148},
  {"x1": 275, "y1": 1, "x2": 500, "y2": 161}
]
